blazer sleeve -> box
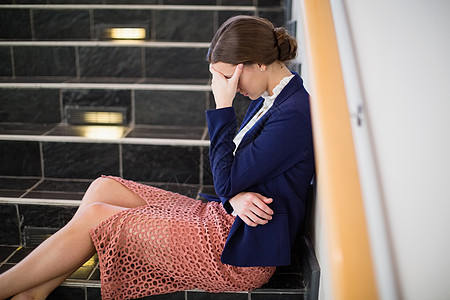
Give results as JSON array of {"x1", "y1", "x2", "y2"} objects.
[{"x1": 206, "y1": 100, "x2": 312, "y2": 209}]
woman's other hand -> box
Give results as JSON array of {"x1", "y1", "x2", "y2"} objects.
[
  {"x1": 209, "y1": 63, "x2": 243, "y2": 109},
  {"x1": 229, "y1": 192, "x2": 274, "y2": 227}
]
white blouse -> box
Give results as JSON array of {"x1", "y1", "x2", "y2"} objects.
[{"x1": 233, "y1": 74, "x2": 294, "y2": 155}]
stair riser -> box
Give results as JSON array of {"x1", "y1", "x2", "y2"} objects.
[
  {"x1": 0, "y1": 45, "x2": 210, "y2": 79},
  {"x1": 0, "y1": 88, "x2": 213, "y2": 126},
  {"x1": 0, "y1": 0, "x2": 258, "y2": 7},
  {"x1": 0, "y1": 203, "x2": 77, "y2": 246},
  {"x1": 0, "y1": 87, "x2": 253, "y2": 125},
  {"x1": 0, "y1": 141, "x2": 213, "y2": 183},
  {"x1": 0, "y1": 8, "x2": 261, "y2": 42}
]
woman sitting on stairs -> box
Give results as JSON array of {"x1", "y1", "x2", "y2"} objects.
[{"x1": 0, "y1": 15, "x2": 314, "y2": 300}]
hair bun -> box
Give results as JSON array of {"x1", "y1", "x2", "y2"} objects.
[{"x1": 274, "y1": 27, "x2": 298, "y2": 62}]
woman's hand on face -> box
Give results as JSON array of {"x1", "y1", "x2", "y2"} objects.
[
  {"x1": 209, "y1": 63, "x2": 243, "y2": 109},
  {"x1": 228, "y1": 192, "x2": 274, "y2": 227}
]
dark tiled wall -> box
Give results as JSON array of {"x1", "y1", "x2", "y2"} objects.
[
  {"x1": 0, "y1": 88, "x2": 210, "y2": 125},
  {"x1": 79, "y1": 47, "x2": 143, "y2": 78},
  {"x1": 145, "y1": 47, "x2": 210, "y2": 79},
  {"x1": 0, "y1": 140, "x2": 211, "y2": 184},
  {"x1": 122, "y1": 145, "x2": 201, "y2": 183},
  {"x1": 0, "y1": 89, "x2": 61, "y2": 123},
  {"x1": 1, "y1": 46, "x2": 209, "y2": 80},
  {"x1": 0, "y1": 47, "x2": 12, "y2": 76},
  {"x1": 0, "y1": 8, "x2": 259, "y2": 42},
  {"x1": 0, "y1": 204, "x2": 20, "y2": 245},
  {"x1": 0, "y1": 4, "x2": 284, "y2": 41},
  {"x1": 43, "y1": 143, "x2": 121, "y2": 179},
  {"x1": 0, "y1": 203, "x2": 78, "y2": 246},
  {"x1": 0, "y1": 141, "x2": 42, "y2": 176},
  {"x1": 14, "y1": 46, "x2": 77, "y2": 77},
  {"x1": 135, "y1": 90, "x2": 207, "y2": 126},
  {"x1": 20, "y1": 204, "x2": 78, "y2": 228},
  {"x1": 0, "y1": 0, "x2": 282, "y2": 6},
  {"x1": 0, "y1": 0, "x2": 260, "y2": 4},
  {"x1": 63, "y1": 89, "x2": 131, "y2": 108},
  {"x1": 0, "y1": 9, "x2": 32, "y2": 39},
  {"x1": 33, "y1": 10, "x2": 91, "y2": 40},
  {"x1": 154, "y1": 10, "x2": 214, "y2": 42}
]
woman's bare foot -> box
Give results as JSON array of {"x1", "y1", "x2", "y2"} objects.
[{"x1": 10, "y1": 289, "x2": 46, "y2": 300}]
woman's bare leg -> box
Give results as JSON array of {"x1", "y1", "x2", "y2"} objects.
[
  {"x1": 72, "y1": 177, "x2": 147, "y2": 219},
  {"x1": 10, "y1": 269, "x2": 77, "y2": 300},
  {"x1": 0, "y1": 177, "x2": 147, "y2": 300}
]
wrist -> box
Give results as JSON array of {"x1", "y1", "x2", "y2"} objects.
[
  {"x1": 216, "y1": 104, "x2": 232, "y2": 109},
  {"x1": 214, "y1": 98, "x2": 234, "y2": 109}
]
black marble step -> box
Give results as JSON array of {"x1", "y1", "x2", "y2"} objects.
[
  {"x1": 0, "y1": 4, "x2": 285, "y2": 42},
  {"x1": 0, "y1": 1, "x2": 264, "y2": 7},
  {"x1": 0, "y1": 43, "x2": 211, "y2": 80},
  {"x1": 0, "y1": 84, "x2": 250, "y2": 124},
  {"x1": 0, "y1": 173, "x2": 316, "y2": 300},
  {"x1": 0, "y1": 125, "x2": 213, "y2": 180},
  {"x1": 0, "y1": 138, "x2": 212, "y2": 183},
  {"x1": 0, "y1": 85, "x2": 211, "y2": 124},
  {"x1": 0, "y1": 176, "x2": 208, "y2": 244},
  {"x1": 0, "y1": 76, "x2": 210, "y2": 86},
  {"x1": 0, "y1": 244, "x2": 307, "y2": 300},
  {"x1": 0, "y1": 0, "x2": 285, "y2": 42}
]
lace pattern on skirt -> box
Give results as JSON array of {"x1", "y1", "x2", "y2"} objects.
[{"x1": 89, "y1": 176, "x2": 275, "y2": 300}]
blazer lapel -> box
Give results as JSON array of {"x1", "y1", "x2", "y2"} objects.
[
  {"x1": 238, "y1": 98, "x2": 264, "y2": 131},
  {"x1": 235, "y1": 73, "x2": 303, "y2": 152}
]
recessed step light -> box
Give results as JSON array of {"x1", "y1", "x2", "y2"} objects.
[
  {"x1": 65, "y1": 106, "x2": 128, "y2": 126},
  {"x1": 105, "y1": 27, "x2": 147, "y2": 40},
  {"x1": 24, "y1": 226, "x2": 58, "y2": 248}
]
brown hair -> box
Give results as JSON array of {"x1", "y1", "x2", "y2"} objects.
[{"x1": 207, "y1": 15, "x2": 297, "y2": 65}]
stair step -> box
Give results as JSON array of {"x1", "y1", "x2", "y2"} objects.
[
  {"x1": 0, "y1": 176, "x2": 204, "y2": 206},
  {"x1": 0, "y1": 5, "x2": 259, "y2": 43},
  {"x1": 0, "y1": 3, "x2": 285, "y2": 43},
  {"x1": 0, "y1": 41, "x2": 210, "y2": 47},
  {"x1": 0, "y1": 173, "x2": 310, "y2": 300},
  {"x1": 0, "y1": 141, "x2": 212, "y2": 182},
  {"x1": 0, "y1": 80, "x2": 211, "y2": 91},
  {"x1": 0, "y1": 246, "x2": 306, "y2": 300},
  {"x1": 0, "y1": 124, "x2": 209, "y2": 145},
  {"x1": 0, "y1": 4, "x2": 258, "y2": 10},
  {"x1": 1, "y1": 45, "x2": 210, "y2": 80}
]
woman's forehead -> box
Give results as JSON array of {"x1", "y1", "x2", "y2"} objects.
[{"x1": 212, "y1": 62, "x2": 235, "y2": 76}]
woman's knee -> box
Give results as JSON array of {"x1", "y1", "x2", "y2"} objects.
[
  {"x1": 75, "y1": 202, "x2": 123, "y2": 229},
  {"x1": 87, "y1": 177, "x2": 111, "y2": 193},
  {"x1": 82, "y1": 176, "x2": 145, "y2": 209},
  {"x1": 84, "y1": 177, "x2": 116, "y2": 202}
]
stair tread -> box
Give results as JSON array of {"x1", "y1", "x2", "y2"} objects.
[
  {"x1": 0, "y1": 246, "x2": 305, "y2": 295},
  {"x1": 0, "y1": 124, "x2": 210, "y2": 145},
  {"x1": 0, "y1": 77, "x2": 209, "y2": 84},
  {"x1": 0, "y1": 79, "x2": 212, "y2": 92},
  {"x1": 0, "y1": 176, "x2": 207, "y2": 203},
  {"x1": 0, "y1": 4, "x2": 257, "y2": 10},
  {"x1": 0, "y1": 40, "x2": 211, "y2": 47}
]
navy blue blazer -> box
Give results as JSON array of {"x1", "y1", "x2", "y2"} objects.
[{"x1": 202, "y1": 73, "x2": 315, "y2": 267}]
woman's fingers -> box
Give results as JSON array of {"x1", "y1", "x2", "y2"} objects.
[
  {"x1": 209, "y1": 64, "x2": 222, "y2": 77},
  {"x1": 252, "y1": 193, "x2": 274, "y2": 216},
  {"x1": 229, "y1": 192, "x2": 275, "y2": 227},
  {"x1": 241, "y1": 215, "x2": 259, "y2": 227},
  {"x1": 209, "y1": 64, "x2": 243, "y2": 108},
  {"x1": 231, "y1": 64, "x2": 243, "y2": 83}
]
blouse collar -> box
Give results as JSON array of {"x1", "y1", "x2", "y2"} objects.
[{"x1": 261, "y1": 74, "x2": 295, "y2": 103}]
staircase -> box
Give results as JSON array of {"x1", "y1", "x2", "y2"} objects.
[{"x1": 0, "y1": 1, "x2": 319, "y2": 299}]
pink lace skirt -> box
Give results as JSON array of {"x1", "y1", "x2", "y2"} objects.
[{"x1": 89, "y1": 176, "x2": 275, "y2": 300}]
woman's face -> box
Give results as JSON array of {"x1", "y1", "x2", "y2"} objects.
[{"x1": 211, "y1": 62, "x2": 268, "y2": 100}]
